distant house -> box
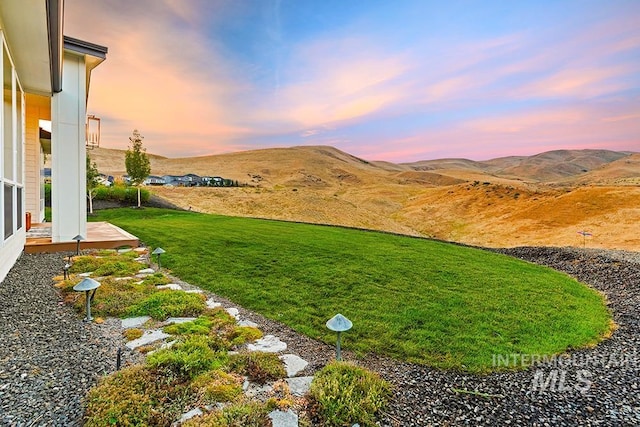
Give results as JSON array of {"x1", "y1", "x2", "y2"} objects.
[
  {"x1": 97, "y1": 173, "x2": 113, "y2": 187},
  {"x1": 183, "y1": 174, "x2": 202, "y2": 186},
  {"x1": 144, "y1": 175, "x2": 166, "y2": 186},
  {"x1": 162, "y1": 175, "x2": 187, "y2": 186}
]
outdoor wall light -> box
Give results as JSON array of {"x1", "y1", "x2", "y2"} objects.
[
  {"x1": 152, "y1": 247, "x2": 166, "y2": 270},
  {"x1": 72, "y1": 234, "x2": 85, "y2": 256},
  {"x1": 73, "y1": 278, "x2": 101, "y2": 321},
  {"x1": 326, "y1": 313, "x2": 353, "y2": 361}
]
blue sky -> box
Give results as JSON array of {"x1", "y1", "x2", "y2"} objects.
[{"x1": 66, "y1": 0, "x2": 639, "y2": 161}]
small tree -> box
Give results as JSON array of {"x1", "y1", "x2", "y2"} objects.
[
  {"x1": 125, "y1": 129, "x2": 151, "y2": 208},
  {"x1": 86, "y1": 154, "x2": 100, "y2": 214}
]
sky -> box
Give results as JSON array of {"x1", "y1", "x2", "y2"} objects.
[{"x1": 65, "y1": 0, "x2": 640, "y2": 162}]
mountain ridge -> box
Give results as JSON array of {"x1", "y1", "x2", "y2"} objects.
[{"x1": 87, "y1": 145, "x2": 640, "y2": 250}]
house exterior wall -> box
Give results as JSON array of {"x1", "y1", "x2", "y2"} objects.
[
  {"x1": 24, "y1": 93, "x2": 49, "y2": 223},
  {"x1": 0, "y1": 30, "x2": 26, "y2": 282},
  {"x1": 51, "y1": 52, "x2": 87, "y2": 242}
]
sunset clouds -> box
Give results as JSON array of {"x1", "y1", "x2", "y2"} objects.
[{"x1": 65, "y1": 0, "x2": 639, "y2": 161}]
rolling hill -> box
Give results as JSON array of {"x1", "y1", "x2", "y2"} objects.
[{"x1": 87, "y1": 145, "x2": 640, "y2": 250}]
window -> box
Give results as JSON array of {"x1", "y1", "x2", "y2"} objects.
[
  {"x1": 3, "y1": 184, "x2": 11, "y2": 239},
  {"x1": 1, "y1": 33, "x2": 24, "y2": 242}
]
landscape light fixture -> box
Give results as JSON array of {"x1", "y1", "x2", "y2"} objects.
[
  {"x1": 326, "y1": 313, "x2": 353, "y2": 361},
  {"x1": 63, "y1": 262, "x2": 71, "y2": 280},
  {"x1": 577, "y1": 230, "x2": 592, "y2": 248},
  {"x1": 152, "y1": 247, "x2": 166, "y2": 270},
  {"x1": 73, "y1": 278, "x2": 101, "y2": 321},
  {"x1": 72, "y1": 234, "x2": 85, "y2": 256}
]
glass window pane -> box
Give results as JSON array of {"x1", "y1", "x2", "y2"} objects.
[
  {"x1": 3, "y1": 184, "x2": 12, "y2": 239},
  {"x1": 16, "y1": 85, "x2": 23, "y2": 184},
  {"x1": 3, "y1": 47, "x2": 14, "y2": 180},
  {"x1": 16, "y1": 186, "x2": 22, "y2": 230}
]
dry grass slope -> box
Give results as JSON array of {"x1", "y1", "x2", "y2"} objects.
[{"x1": 89, "y1": 145, "x2": 640, "y2": 250}]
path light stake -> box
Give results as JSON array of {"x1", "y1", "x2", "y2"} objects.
[
  {"x1": 73, "y1": 278, "x2": 101, "y2": 321},
  {"x1": 326, "y1": 313, "x2": 353, "y2": 361},
  {"x1": 63, "y1": 263, "x2": 71, "y2": 280},
  {"x1": 116, "y1": 348, "x2": 123, "y2": 371},
  {"x1": 577, "y1": 230, "x2": 592, "y2": 248},
  {"x1": 152, "y1": 247, "x2": 166, "y2": 270},
  {"x1": 72, "y1": 234, "x2": 85, "y2": 256}
]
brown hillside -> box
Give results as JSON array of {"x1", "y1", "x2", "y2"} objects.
[{"x1": 90, "y1": 145, "x2": 640, "y2": 250}]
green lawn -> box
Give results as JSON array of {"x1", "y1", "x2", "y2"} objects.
[{"x1": 93, "y1": 208, "x2": 611, "y2": 372}]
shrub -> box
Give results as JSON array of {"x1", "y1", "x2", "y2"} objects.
[
  {"x1": 93, "y1": 184, "x2": 150, "y2": 204},
  {"x1": 84, "y1": 365, "x2": 191, "y2": 426},
  {"x1": 191, "y1": 370, "x2": 244, "y2": 403},
  {"x1": 228, "y1": 352, "x2": 285, "y2": 384},
  {"x1": 141, "y1": 272, "x2": 171, "y2": 286},
  {"x1": 307, "y1": 361, "x2": 391, "y2": 427},
  {"x1": 126, "y1": 291, "x2": 206, "y2": 320},
  {"x1": 123, "y1": 328, "x2": 143, "y2": 341},
  {"x1": 146, "y1": 335, "x2": 228, "y2": 379},
  {"x1": 164, "y1": 316, "x2": 214, "y2": 336},
  {"x1": 227, "y1": 326, "x2": 263, "y2": 347},
  {"x1": 69, "y1": 256, "x2": 106, "y2": 273},
  {"x1": 182, "y1": 401, "x2": 275, "y2": 427},
  {"x1": 92, "y1": 260, "x2": 141, "y2": 277}
]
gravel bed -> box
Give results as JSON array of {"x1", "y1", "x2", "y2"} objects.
[
  {"x1": 1, "y1": 247, "x2": 638, "y2": 426},
  {"x1": 0, "y1": 253, "x2": 134, "y2": 427}
]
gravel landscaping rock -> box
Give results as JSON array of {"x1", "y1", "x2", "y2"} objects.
[
  {"x1": 1, "y1": 247, "x2": 638, "y2": 426},
  {"x1": 0, "y1": 253, "x2": 135, "y2": 426}
]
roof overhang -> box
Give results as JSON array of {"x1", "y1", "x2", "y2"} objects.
[
  {"x1": 64, "y1": 35, "x2": 108, "y2": 100},
  {"x1": 0, "y1": 0, "x2": 63, "y2": 95}
]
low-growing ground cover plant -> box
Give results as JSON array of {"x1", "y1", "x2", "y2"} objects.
[
  {"x1": 62, "y1": 248, "x2": 391, "y2": 426},
  {"x1": 93, "y1": 208, "x2": 613, "y2": 372},
  {"x1": 308, "y1": 361, "x2": 392, "y2": 427}
]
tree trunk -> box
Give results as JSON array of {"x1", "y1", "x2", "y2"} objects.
[
  {"x1": 137, "y1": 186, "x2": 141, "y2": 208},
  {"x1": 88, "y1": 190, "x2": 94, "y2": 214}
]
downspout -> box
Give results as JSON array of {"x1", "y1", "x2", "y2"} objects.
[{"x1": 46, "y1": 0, "x2": 64, "y2": 93}]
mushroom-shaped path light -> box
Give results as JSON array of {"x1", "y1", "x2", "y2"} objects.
[
  {"x1": 326, "y1": 313, "x2": 353, "y2": 361},
  {"x1": 73, "y1": 278, "x2": 101, "y2": 321}
]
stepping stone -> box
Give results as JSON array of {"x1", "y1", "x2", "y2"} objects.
[
  {"x1": 237, "y1": 319, "x2": 258, "y2": 328},
  {"x1": 138, "y1": 268, "x2": 155, "y2": 274},
  {"x1": 247, "y1": 335, "x2": 287, "y2": 353},
  {"x1": 206, "y1": 299, "x2": 222, "y2": 309},
  {"x1": 179, "y1": 408, "x2": 203, "y2": 423},
  {"x1": 156, "y1": 284, "x2": 183, "y2": 291},
  {"x1": 134, "y1": 247, "x2": 147, "y2": 253},
  {"x1": 121, "y1": 316, "x2": 151, "y2": 329},
  {"x1": 244, "y1": 381, "x2": 273, "y2": 398},
  {"x1": 268, "y1": 409, "x2": 298, "y2": 427},
  {"x1": 114, "y1": 277, "x2": 133, "y2": 281},
  {"x1": 285, "y1": 376, "x2": 313, "y2": 397},
  {"x1": 78, "y1": 272, "x2": 92, "y2": 277},
  {"x1": 165, "y1": 317, "x2": 196, "y2": 325},
  {"x1": 118, "y1": 248, "x2": 132, "y2": 253},
  {"x1": 226, "y1": 308, "x2": 240, "y2": 318},
  {"x1": 134, "y1": 257, "x2": 146, "y2": 262},
  {"x1": 280, "y1": 354, "x2": 309, "y2": 377},
  {"x1": 125, "y1": 330, "x2": 171, "y2": 350},
  {"x1": 185, "y1": 289, "x2": 203, "y2": 294}
]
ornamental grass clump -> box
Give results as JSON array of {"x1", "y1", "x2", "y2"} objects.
[
  {"x1": 191, "y1": 369, "x2": 244, "y2": 404},
  {"x1": 164, "y1": 316, "x2": 214, "y2": 336},
  {"x1": 228, "y1": 351, "x2": 286, "y2": 384},
  {"x1": 308, "y1": 361, "x2": 391, "y2": 427},
  {"x1": 182, "y1": 401, "x2": 276, "y2": 427},
  {"x1": 84, "y1": 365, "x2": 192, "y2": 427},
  {"x1": 127, "y1": 290, "x2": 206, "y2": 320},
  {"x1": 146, "y1": 335, "x2": 228, "y2": 379}
]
